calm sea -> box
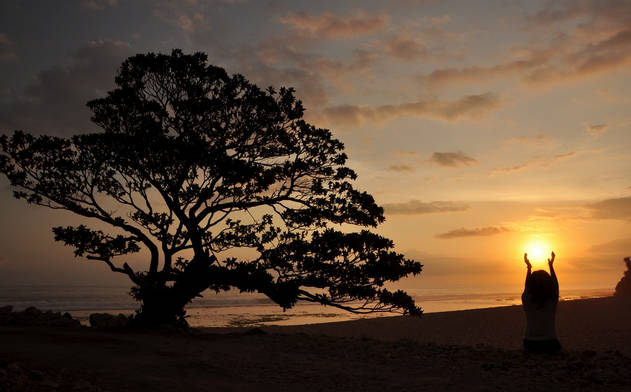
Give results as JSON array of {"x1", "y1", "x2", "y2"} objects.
[{"x1": 0, "y1": 285, "x2": 613, "y2": 327}]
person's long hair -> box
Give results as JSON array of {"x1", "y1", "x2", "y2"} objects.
[{"x1": 528, "y1": 270, "x2": 558, "y2": 308}]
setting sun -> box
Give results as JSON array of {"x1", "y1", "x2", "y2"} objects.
[{"x1": 524, "y1": 240, "x2": 553, "y2": 268}]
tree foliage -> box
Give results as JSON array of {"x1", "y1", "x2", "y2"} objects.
[{"x1": 0, "y1": 50, "x2": 422, "y2": 326}]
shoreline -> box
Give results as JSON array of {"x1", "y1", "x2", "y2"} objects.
[{"x1": 0, "y1": 287, "x2": 614, "y2": 328}]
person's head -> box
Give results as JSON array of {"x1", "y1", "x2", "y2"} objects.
[{"x1": 529, "y1": 270, "x2": 558, "y2": 307}]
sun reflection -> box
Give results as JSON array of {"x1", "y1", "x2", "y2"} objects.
[{"x1": 524, "y1": 239, "x2": 552, "y2": 268}]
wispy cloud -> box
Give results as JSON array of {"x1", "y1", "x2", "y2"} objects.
[
  {"x1": 280, "y1": 11, "x2": 387, "y2": 38},
  {"x1": 436, "y1": 226, "x2": 510, "y2": 239},
  {"x1": 428, "y1": 151, "x2": 477, "y2": 167},
  {"x1": 587, "y1": 124, "x2": 608, "y2": 135},
  {"x1": 524, "y1": 29, "x2": 631, "y2": 85},
  {"x1": 418, "y1": 46, "x2": 558, "y2": 87},
  {"x1": 417, "y1": 1, "x2": 631, "y2": 89},
  {"x1": 490, "y1": 151, "x2": 577, "y2": 176},
  {"x1": 384, "y1": 33, "x2": 428, "y2": 61},
  {"x1": 589, "y1": 237, "x2": 631, "y2": 255},
  {"x1": 392, "y1": 150, "x2": 421, "y2": 159},
  {"x1": 382, "y1": 200, "x2": 469, "y2": 215},
  {"x1": 586, "y1": 196, "x2": 631, "y2": 221},
  {"x1": 502, "y1": 135, "x2": 549, "y2": 146},
  {"x1": 387, "y1": 165, "x2": 415, "y2": 172},
  {"x1": 321, "y1": 93, "x2": 501, "y2": 128}
]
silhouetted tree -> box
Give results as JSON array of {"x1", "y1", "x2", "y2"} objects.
[
  {"x1": 614, "y1": 257, "x2": 631, "y2": 297},
  {"x1": 0, "y1": 50, "x2": 422, "y2": 326}
]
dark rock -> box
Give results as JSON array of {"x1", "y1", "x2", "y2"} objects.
[
  {"x1": 89, "y1": 313, "x2": 129, "y2": 328},
  {"x1": 0, "y1": 305, "x2": 12, "y2": 324},
  {"x1": 0, "y1": 306, "x2": 80, "y2": 327},
  {"x1": 244, "y1": 327, "x2": 267, "y2": 335},
  {"x1": 24, "y1": 306, "x2": 42, "y2": 316}
]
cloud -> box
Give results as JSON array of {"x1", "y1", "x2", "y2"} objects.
[
  {"x1": 490, "y1": 151, "x2": 577, "y2": 176},
  {"x1": 529, "y1": 0, "x2": 631, "y2": 38},
  {"x1": 418, "y1": 46, "x2": 557, "y2": 87},
  {"x1": 214, "y1": 36, "x2": 376, "y2": 109},
  {"x1": 588, "y1": 124, "x2": 608, "y2": 134},
  {"x1": 589, "y1": 237, "x2": 631, "y2": 255},
  {"x1": 0, "y1": 40, "x2": 132, "y2": 136},
  {"x1": 0, "y1": 33, "x2": 16, "y2": 61},
  {"x1": 392, "y1": 150, "x2": 421, "y2": 159},
  {"x1": 384, "y1": 34, "x2": 428, "y2": 61},
  {"x1": 280, "y1": 11, "x2": 387, "y2": 38},
  {"x1": 435, "y1": 226, "x2": 509, "y2": 239},
  {"x1": 428, "y1": 151, "x2": 477, "y2": 167},
  {"x1": 321, "y1": 92, "x2": 501, "y2": 128},
  {"x1": 82, "y1": 0, "x2": 119, "y2": 10},
  {"x1": 417, "y1": 1, "x2": 631, "y2": 89},
  {"x1": 382, "y1": 200, "x2": 469, "y2": 215},
  {"x1": 524, "y1": 29, "x2": 631, "y2": 85},
  {"x1": 586, "y1": 197, "x2": 631, "y2": 221},
  {"x1": 502, "y1": 135, "x2": 548, "y2": 145},
  {"x1": 387, "y1": 165, "x2": 415, "y2": 172}
]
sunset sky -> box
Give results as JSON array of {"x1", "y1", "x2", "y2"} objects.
[{"x1": 1, "y1": 0, "x2": 630, "y2": 293}]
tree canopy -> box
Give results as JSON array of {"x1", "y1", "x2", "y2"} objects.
[{"x1": 0, "y1": 50, "x2": 423, "y2": 326}]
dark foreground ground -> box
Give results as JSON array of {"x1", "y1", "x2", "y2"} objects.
[{"x1": 1, "y1": 297, "x2": 630, "y2": 391}]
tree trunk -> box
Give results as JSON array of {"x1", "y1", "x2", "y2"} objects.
[{"x1": 130, "y1": 255, "x2": 218, "y2": 327}]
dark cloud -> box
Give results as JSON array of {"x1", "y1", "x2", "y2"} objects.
[
  {"x1": 588, "y1": 124, "x2": 608, "y2": 134},
  {"x1": 382, "y1": 200, "x2": 469, "y2": 215},
  {"x1": 0, "y1": 33, "x2": 16, "y2": 61},
  {"x1": 321, "y1": 93, "x2": 501, "y2": 128},
  {"x1": 0, "y1": 40, "x2": 132, "y2": 136},
  {"x1": 586, "y1": 196, "x2": 631, "y2": 221},
  {"x1": 82, "y1": 0, "x2": 119, "y2": 10},
  {"x1": 280, "y1": 11, "x2": 388, "y2": 38},
  {"x1": 429, "y1": 151, "x2": 477, "y2": 167},
  {"x1": 435, "y1": 226, "x2": 509, "y2": 239}
]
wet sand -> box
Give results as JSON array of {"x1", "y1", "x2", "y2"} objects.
[{"x1": 1, "y1": 296, "x2": 630, "y2": 391}]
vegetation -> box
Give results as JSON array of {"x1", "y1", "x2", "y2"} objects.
[
  {"x1": 614, "y1": 257, "x2": 631, "y2": 297},
  {"x1": 0, "y1": 50, "x2": 422, "y2": 326}
]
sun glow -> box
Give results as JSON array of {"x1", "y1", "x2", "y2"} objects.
[{"x1": 524, "y1": 239, "x2": 553, "y2": 268}]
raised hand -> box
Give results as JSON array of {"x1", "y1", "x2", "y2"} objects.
[
  {"x1": 548, "y1": 251, "x2": 555, "y2": 267},
  {"x1": 524, "y1": 253, "x2": 532, "y2": 269}
]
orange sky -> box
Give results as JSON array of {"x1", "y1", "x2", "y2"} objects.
[{"x1": 0, "y1": 0, "x2": 630, "y2": 294}]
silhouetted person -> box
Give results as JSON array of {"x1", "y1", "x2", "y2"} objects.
[{"x1": 522, "y1": 251, "x2": 561, "y2": 354}]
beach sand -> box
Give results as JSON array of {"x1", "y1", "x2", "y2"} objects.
[{"x1": 1, "y1": 296, "x2": 630, "y2": 391}]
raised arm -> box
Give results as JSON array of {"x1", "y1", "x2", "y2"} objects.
[
  {"x1": 548, "y1": 251, "x2": 559, "y2": 298},
  {"x1": 524, "y1": 253, "x2": 532, "y2": 292}
]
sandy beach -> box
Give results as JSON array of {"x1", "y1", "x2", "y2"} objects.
[{"x1": 1, "y1": 296, "x2": 630, "y2": 391}]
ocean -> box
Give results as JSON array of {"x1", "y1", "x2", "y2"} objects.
[{"x1": 0, "y1": 285, "x2": 613, "y2": 327}]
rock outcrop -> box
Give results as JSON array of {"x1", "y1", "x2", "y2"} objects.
[
  {"x1": 89, "y1": 313, "x2": 130, "y2": 328},
  {"x1": 0, "y1": 306, "x2": 80, "y2": 327}
]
